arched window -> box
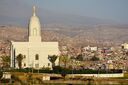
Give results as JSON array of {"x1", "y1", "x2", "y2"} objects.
[
  {"x1": 33, "y1": 28, "x2": 37, "y2": 36},
  {"x1": 24, "y1": 55, "x2": 26, "y2": 59},
  {"x1": 35, "y1": 54, "x2": 39, "y2": 60},
  {"x1": 24, "y1": 63, "x2": 26, "y2": 67},
  {"x1": 48, "y1": 63, "x2": 50, "y2": 66}
]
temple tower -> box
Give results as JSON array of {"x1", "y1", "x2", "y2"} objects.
[{"x1": 29, "y1": 6, "x2": 41, "y2": 42}]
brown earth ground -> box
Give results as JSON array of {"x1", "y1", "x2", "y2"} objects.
[{"x1": 0, "y1": 72, "x2": 128, "y2": 85}]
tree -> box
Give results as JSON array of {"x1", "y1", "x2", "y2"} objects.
[
  {"x1": 16, "y1": 54, "x2": 23, "y2": 69},
  {"x1": 48, "y1": 55, "x2": 58, "y2": 68},
  {"x1": 76, "y1": 54, "x2": 84, "y2": 61},
  {"x1": 1, "y1": 56, "x2": 10, "y2": 68},
  {"x1": 90, "y1": 56, "x2": 99, "y2": 61},
  {"x1": 0, "y1": 71, "x2": 3, "y2": 79},
  {"x1": 59, "y1": 55, "x2": 69, "y2": 68}
]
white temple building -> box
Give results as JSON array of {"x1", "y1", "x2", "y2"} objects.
[{"x1": 10, "y1": 6, "x2": 59, "y2": 69}]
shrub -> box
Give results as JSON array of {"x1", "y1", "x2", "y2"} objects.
[{"x1": 0, "y1": 71, "x2": 3, "y2": 79}]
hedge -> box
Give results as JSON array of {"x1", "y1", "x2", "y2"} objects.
[{"x1": 4, "y1": 66, "x2": 122, "y2": 74}]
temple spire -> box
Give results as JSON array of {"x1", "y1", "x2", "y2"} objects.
[
  {"x1": 33, "y1": 6, "x2": 36, "y2": 16},
  {"x1": 29, "y1": 5, "x2": 41, "y2": 42}
]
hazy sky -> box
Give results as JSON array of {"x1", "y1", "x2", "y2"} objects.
[
  {"x1": 0, "y1": 0, "x2": 128, "y2": 25},
  {"x1": 27, "y1": 0, "x2": 128, "y2": 23}
]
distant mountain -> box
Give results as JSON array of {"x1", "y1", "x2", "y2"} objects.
[
  {"x1": 0, "y1": 25, "x2": 128, "y2": 47},
  {"x1": 0, "y1": 9, "x2": 118, "y2": 27},
  {"x1": 0, "y1": 0, "x2": 119, "y2": 27},
  {"x1": 0, "y1": 25, "x2": 72, "y2": 46},
  {"x1": 40, "y1": 11, "x2": 118, "y2": 27}
]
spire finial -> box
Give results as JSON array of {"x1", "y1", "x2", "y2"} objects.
[{"x1": 33, "y1": 6, "x2": 36, "y2": 16}]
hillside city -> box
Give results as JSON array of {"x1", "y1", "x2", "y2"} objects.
[
  {"x1": 0, "y1": 0, "x2": 128, "y2": 84},
  {"x1": 0, "y1": 23, "x2": 127, "y2": 84},
  {"x1": 0, "y1": 34, "x2": 128, "y2": 71}
]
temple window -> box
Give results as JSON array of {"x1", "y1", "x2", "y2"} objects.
[{"x1": 35, "y1": 54, "x2": 39, "y2": 60}]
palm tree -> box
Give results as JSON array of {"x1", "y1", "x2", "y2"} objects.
[
  {"x1": 48, "y1": 55, "x2": 58, "y2": 68},
  {"x1": 1, "y1": 55, "x2": 10, "y2": 68},
  {"x1": 16, "y1": 54, "x2": 23, "y2": 69}
]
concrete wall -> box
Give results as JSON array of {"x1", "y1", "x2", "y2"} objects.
[
  {"x1": 68, "y1": 73, "x2": 124, "y2": 78},
  {"x1": 2, "y1": 72, "x2": 11, "y2": 79}
]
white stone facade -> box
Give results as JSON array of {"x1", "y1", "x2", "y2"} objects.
[
  {"x1": 11, "y1": 6, "x2": 59, "y2": 69},
  {"x1": 122, "y1": 43, "x2": 128, "y2": 50}
]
